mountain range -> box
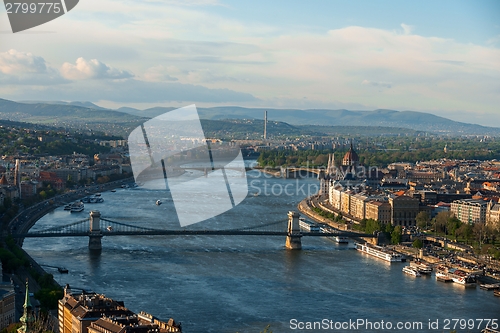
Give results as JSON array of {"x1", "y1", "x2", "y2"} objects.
[{"x1": 1, "y1": 98, "x2": 499, "y2": 137}]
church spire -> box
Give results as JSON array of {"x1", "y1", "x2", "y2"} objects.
[{"x1": 18, "y1": 280, "x2": 34, "y2": 333}]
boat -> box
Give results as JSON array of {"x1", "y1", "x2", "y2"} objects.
[
  {"x1": 95, "y1": 193, "x2": 101, "y2": 197},
  {"x1": 156, "y1": 200, "x2": 162, "y2": 206},
  {"x1": 299, "y1": 218, "x2": 320, "y2": 232},
  {"x1": 110, "y1": 189, "x2": 116, "y2": 192},
  {"x1": 58, "y1": 267, "x2": 68, "y2": 274},
  {"x1": 403, "y1": 266, "x2": 421, "y2": 277},
  {"x1": 480, "y1": 283, "x2": 500, "y2": 290},
  {"x1": 63, "y1": 204, "x2": 72, "y2": 210},
  {"x1": 355, "y1": 243, "x2": 405, "y2": 262},
  {"x1": 494, "y1": 290, "x2": 500, "y2": 297},
  {"x1": 70, "y1": 201, "x2": 84, "y2": 213},
  {"x1": 334, "y1": 236, "x2": 349, "y2": 244},
  {"x1": 435, "y1": 265, "x2": 476, "y2": 286},
  {"x1": 410, "y1": 261, "x2": 433, "y2": 274}
]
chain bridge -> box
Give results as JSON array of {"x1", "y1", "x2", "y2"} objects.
[{"x1": 12, "y1": 211, "x2": 375, "y2": 251}]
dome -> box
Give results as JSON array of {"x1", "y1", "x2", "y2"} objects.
[{"x1": 342, "y1": 142, "x2": 359, "y2": 166}]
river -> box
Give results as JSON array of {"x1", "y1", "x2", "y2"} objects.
[{"x1": 24, "y1": 168, "x2": 500, "y2": 333}]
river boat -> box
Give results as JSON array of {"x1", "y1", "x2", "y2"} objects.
[
  {"x1": 480, "y1": 284, "x2": 500, "y2": 290},
  {"x1": 403, "y1": 266, "x2": 421, "y2": 277},
  {"x1": 355, "y1": 243, "x2": 405, "y2": 262},
  {"x1": 436, "y1": 265, "x2": 476, "y2": 286},
  {"x1": 70, "y1": 201, "x2": 84, "y2": 213},
  {"x1": 299, "y1": 218, "x2": 320, "y2": 232},
  {"x1": 334, "y1": 236, "x2": 349, "y2": 244},
  {"x1": 410, "y1": 261, "x2": 433, "y2": 274}
]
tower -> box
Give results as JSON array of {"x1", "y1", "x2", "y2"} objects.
[
  {"x1": 264, "y1": 110, "x2": 267, "y2": 140},
  {"x1": 18, "y1": 280, "x2": 34, "y2": 333},
  {"x1": 285, "y1": 211, "x2": 302, "y2": 250},
  {"x1": 14, "y1": 159, "x2": 21, "y2": 199}
]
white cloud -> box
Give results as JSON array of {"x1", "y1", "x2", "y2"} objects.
[
  {"x1": 142, "y1": 65, "x2": 179, "y2": 82},
  {"x1": 60, "y1": 57, "x2": 134, "y2": 80},
  {"x1": 0, "y1": 49, "x2": 66, "y2": 85},
  {"x1": 400, "y1": 23, "x2": 414, "y2": 35},
  {"x1": 0, "y1": 49, "x2": 48, "y2": 75}
]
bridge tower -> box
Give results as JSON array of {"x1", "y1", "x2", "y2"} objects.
[
  {"x1": 89, "y1": 210, "x2": 103, "y2": 251},
  {"x1": 286, "y1": 211, "x2": 302, "y2": 250}
]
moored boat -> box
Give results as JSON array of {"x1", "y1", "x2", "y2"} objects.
[
  {"x1": 480, "y1": 283, "x2": 500, "y2": 290},
  {"x1": 410, "y1": 261, "x2": 433, "y2": 275},
  {"x1": 299, "y1": 218, "x2": 320, "y2": 232},
  {"x1": 403, "y1": 266, "x2": 421, "y2": 277},
  {"x1": 355, "y1": 243, "x2": 405, "y2": 262}
]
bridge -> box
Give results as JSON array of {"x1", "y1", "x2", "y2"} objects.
[
  {"x1": 12, "y1": 211, "x2": 375, "y2": 251},
  {"x1": 253, "y1": 167, "x2": 322, "y2": 179}
]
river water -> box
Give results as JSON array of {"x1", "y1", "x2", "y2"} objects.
[{"x1": 24, "y1": 169, "x2": 500, "y2": 333}]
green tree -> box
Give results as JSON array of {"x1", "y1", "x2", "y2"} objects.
[
  {"x1": 412, "y1": 238, "x2": 423, "y2": 249},
  {"x1": 391, "y1": 226, "x2": 402, "y2": 244},
  {"x1": 416, "y1": 211, "x2": 430, "y2": 230}
]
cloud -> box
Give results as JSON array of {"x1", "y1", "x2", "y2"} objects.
[
  {"x1": 1, "y1": 78, "x2": 258, "y2": 104},
  {"x1": 400, "y1": 23, "x2": 414, "y2": 35},
  {"x1": 0, "y1": 49, "x2": 48, "y2": 75},
  {"x1": 0, "y1": 49, "x2": 66, "y2": 85},
  {"x1": 362, "y1": 80, "x2": 392, "y2": 88},
  {"x1": 142, "y1": 65, "x2": 178, "y2": 82},
  {"x1": 60, "y1": 57, "x2": 134, "y2": 80}
]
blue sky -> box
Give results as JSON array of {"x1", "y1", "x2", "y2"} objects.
[{"x1": 0, "y1": 0, "x2": 499, "y2": 126}]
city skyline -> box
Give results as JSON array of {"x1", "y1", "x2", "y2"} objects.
[{"x1": 0, "y1": 0, "x2": 499, "y2": 126}]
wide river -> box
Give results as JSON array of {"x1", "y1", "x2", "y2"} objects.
[{"x1": 24, "y1": 168, "x2": 499, "y2": 333}]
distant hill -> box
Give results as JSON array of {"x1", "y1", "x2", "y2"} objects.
[
  {"x1": 118, "y1": 105, "x2": 500, "y2": 136},
  {"x1": 1, "y1": 98, "x2": 498, "y2": 137},
  {"x1": 0, "y1": 98, "x2": 144, "y2": 136},
  {"x1": 20, "y1": 100, "x2": 108, "y2": 110}
]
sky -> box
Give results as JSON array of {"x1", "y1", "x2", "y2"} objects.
[{"x1": 0, "y1": 0, "x2": 499, "y2": 126}]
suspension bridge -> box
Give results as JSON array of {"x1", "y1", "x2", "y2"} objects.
[{"x1": 12, "y1": 210, "x2": 376, "y2": 251}]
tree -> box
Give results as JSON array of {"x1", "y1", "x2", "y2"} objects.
[
  {"x1": 446, "y1": 217, "x2": 462, "y2": 240},
  {"x1": 457, "y1": 223, "x2": 473, "y2": 244},
  {"x1": 416, "y1": 211, "x2": 430, "y2": 230},
  {"x1": 391, "y1": 226, "x2": 402, "y2": 244},
  {"x1": 412, "y1": 238, "x2": 423, "y2": 249},
  {"x1": 435, "y1": 211, "x2": 453, "y2": 234}
]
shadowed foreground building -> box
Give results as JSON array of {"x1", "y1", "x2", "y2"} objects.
[{"x1": 58, "y1": 285, "x2": 181, "y2": 333}]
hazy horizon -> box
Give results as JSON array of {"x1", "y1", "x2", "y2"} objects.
[{"x1": 1, "y1": 1, "x2": 499, "y2": 126}]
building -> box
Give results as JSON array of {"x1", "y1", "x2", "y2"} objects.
[
  {"x1": 451, "y1": 199, "x2": 488, "y2": 224},
  {"x1": 486, "y1": 200, "x2": 500, "y2": 231},
  {"x1": 58, "y1": 286, "x2": 181, "y2": 333},
  {"x1": 0, "y1": 284, "x2": 15, "y2": 331},
  {"x1": 389, "y1": 194, "x2": 419, "y2": 227},
  {"x1": 88, "y1": 312, "x2": 181, "y2": 333},
  {"x1": 365, "y1": 200, "x2": 392, "y2": 224}
]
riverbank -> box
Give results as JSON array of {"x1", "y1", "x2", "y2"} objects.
[{"x1": 3, "y1": 177, "x2": 135, "y2": 314}]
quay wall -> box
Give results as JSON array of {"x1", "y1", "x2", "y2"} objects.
[{"x1": 297, "y1": 197, "x2": 378, "y2": 245}]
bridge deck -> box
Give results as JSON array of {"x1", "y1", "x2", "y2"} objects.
[{"x1": 14, "y1": 230, "x2": 375, "y2": 238}]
